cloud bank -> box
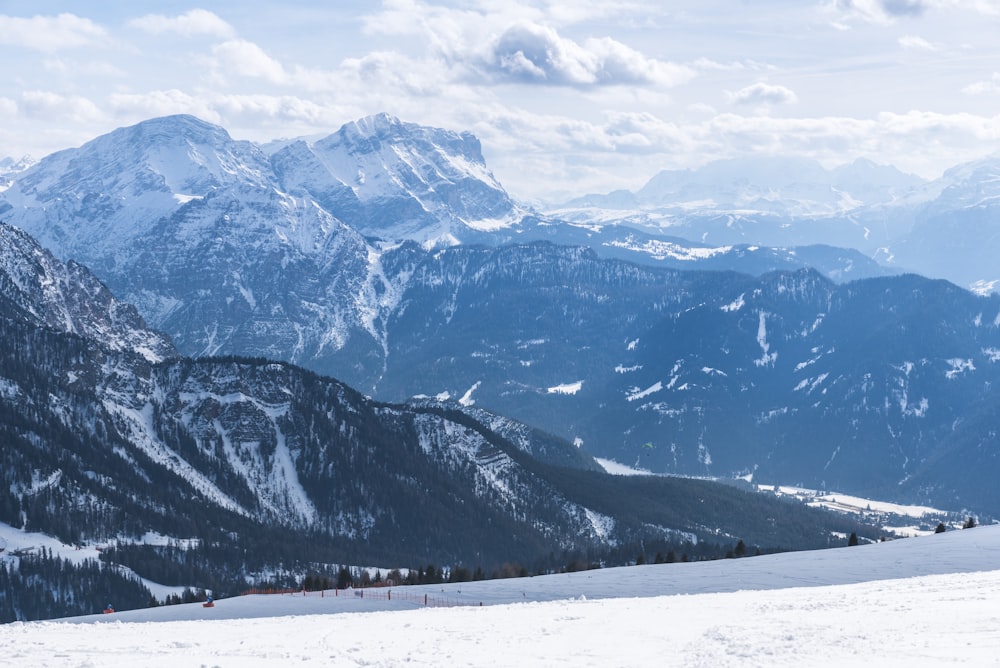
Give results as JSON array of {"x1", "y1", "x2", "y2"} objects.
[
  {"x1": 482, "y1": 22, "x2": 693, "y2": 87},
  {"x1": 729, "y1": 83, "x2": 798, "y2": 107},
  {"x1": 0, "y1": 13, "x2": 106, "y2": 52},
  {"x1": 129, "y1": 9, "x2": 236, "y2": 39}
]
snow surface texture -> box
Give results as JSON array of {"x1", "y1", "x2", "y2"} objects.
[{"x1": 3, "y1": 526, "x2": 999, "y2": 665}]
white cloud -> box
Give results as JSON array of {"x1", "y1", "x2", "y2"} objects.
[
  {"x1": 106, "y1": 89, "x2": 357, "y2": 143},
  {"x1": 211, "y1": 94, "x2": 337, "y2": 125},
  {"x1": 728, "y1": 83, "x2": 798, "y2": 107},
  {"x1": 540, "y1": 0, "x2": 665, "y2": 26},
  {"x1": 207, "y1": 39, "x2": 363, "y2": 94},
  {"x1": 0, "y1": 13, "x2": 106, "y2": 52},
  {"x1": 481, "y1": 21, "x2": 693, "y2": 87},
  {"x1": 876, "y1": 0, "x2": 929, "y2": 16},
  {"x1": 211, "y1": 40, "x2": 288, "y2": 85},
  {"x1": 107, "y1": 90, "x2": 223, "y2": 124},
  {"x1": 340, "y1": 51, "x2": 447, "y2": 97},
  {"x1": 830, "y1": 0, "x2": 1000, "y2": 24},
  {"x1": 128, "y1": 9, "x2": 236, "y2": 39},
  {"x1": 962, "y1": 73, "x2": 1000, "y2": 95},
  {"x1": 469, "y1": 105, "x2": 1000, "y2": 199},
  {"x1": 0, "y1": 97, "x2": 16, "y2": 116},
  {"x1": 360, "y1": 3, "x2": 689, "y2": 88},
  {"x1": 20, "y1": 90, "x2": 104, "y2": 123},
  {"x1": 898, "y1": 35, "x2": 939, "y2": 51},
  {"x1": 107, "y1": 90, "x2": 336, "y2": 126},
  {"x1": 604, "y1": 111, "x2": 690, "y2": 152},
  {"x1": 831, "y1": 0, "x2": 927, "y2": 24},
  {"x1": 42, "y1": 58, "x2": 125, "y2": 78}
]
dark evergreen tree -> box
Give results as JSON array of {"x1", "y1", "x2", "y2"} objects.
[
  {"x1": 734, "y1": 540, "x2": 747, "y2": 557},
  {"x1": 336, "y1": 567, "x2": 353, "y2": 590}
]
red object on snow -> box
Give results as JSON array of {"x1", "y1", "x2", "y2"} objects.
[
  {"x1": 202, "y1": 601, "x2": 214, "y2": 608},
  {"x1": 103, "y1": 608, "x2": 114, "y2": 614}
]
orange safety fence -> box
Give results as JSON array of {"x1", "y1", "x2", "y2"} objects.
[
  {"x1": 349, "y1": 587, "x2": 480, "y2": 608},
  {"x1": 238, "y1": 585, "x2": 481, "y2": 608},
  {"x1": 240, "y1": 587, "x2": 302, "y2": 596}
]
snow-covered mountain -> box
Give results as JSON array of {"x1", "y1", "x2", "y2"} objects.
[
  {"x1": 267, "y1": 112, "x2": 525, "y2": 246},
  {"x1": 0, "y1": 156, "x2": 34, "y2": 192},
  {"x1": 0, "y1": 115, "x2": 398, "y2": 384},
  {"x1": 544, "y1": 157, "x2": 927, "y2": 272},
  {"x1": 0, "y1": 115, "x2": 536, "y2": 388},
  {"x1": 636, "y1": 157, "x2": 921, "y2": 216},
  {"x1": 884, "y1": 153, "x2": 1000, "y2": 292},
  {"x1": 555, "y1": 156, "x2": 923, "y2": 220},
  {"x1": 549, "y1": 152, "x2": 1000, "y2": 293}
]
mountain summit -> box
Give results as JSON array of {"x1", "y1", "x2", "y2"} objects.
[{"x1": 268, "y1": 112, "x2": 524, "y2": 246}]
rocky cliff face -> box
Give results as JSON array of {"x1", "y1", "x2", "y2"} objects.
[{"x1": 0, "y1": 222, "x2": 175, "y2": 362}]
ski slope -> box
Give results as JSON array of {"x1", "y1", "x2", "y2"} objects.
[{"x1": 3, "y1": 525, "x2": 999, "y2": 666}]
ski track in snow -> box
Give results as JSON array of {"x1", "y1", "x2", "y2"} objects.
[{"x1": 3, "y1": 527, "x2": 1000, "y2": 665}]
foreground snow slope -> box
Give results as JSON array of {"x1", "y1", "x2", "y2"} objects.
[{"x1": 3, "y1": 526, "x2": 999, "y2": 666}]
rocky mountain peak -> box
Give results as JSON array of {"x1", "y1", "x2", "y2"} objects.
[
  {"x1": 0, "y1": 222, "x2": 176, "y2": 362},
  {"x1": 333, "y1": 112, "x2": 486, "y2": 165}
]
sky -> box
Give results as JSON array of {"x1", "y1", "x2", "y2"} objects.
[{"x1": 2, "y1": 1, "x2": 1000, "y2": 201}]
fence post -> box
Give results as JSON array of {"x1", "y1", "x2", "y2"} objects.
[
  {"x1": 388, "y1": 590, "x2": 391, "y2": 601},
  {"x1": 424, "y1": 594, "x2": 428, "y2": 606}
]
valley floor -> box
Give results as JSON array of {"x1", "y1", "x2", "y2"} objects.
[{"x1": 3, "y1": 526, "x2": 1000, "y2": 666}]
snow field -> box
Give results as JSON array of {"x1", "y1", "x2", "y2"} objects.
[
  {"x1": 3, "y1": 569, "x2": 999, "y2": 666},
  {"x1": 2, "y1": 525, "x2": 999, "y2": 665}
]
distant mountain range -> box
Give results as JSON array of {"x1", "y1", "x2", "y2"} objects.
[
  {"x1": 551, "y1": 152, "x2": 1000, "y2": 292},
  {"x1": 2, "y1": 114, "x2": 1000, "y2": 520},
  {"x1": 562, "y1": 156, "x2": 923, "y2": 217}
]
